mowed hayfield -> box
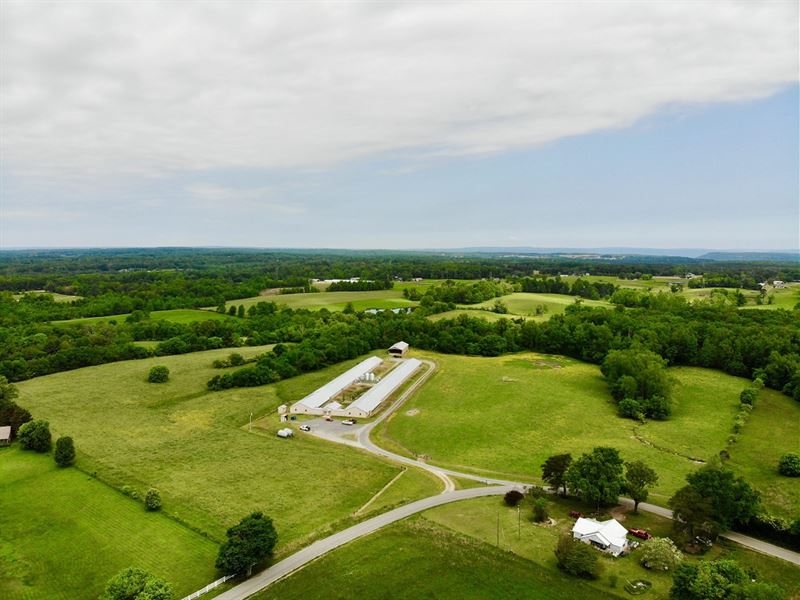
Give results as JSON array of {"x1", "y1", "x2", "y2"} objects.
[
  {"x1": 378, "y1": 351, "x2": 800, "y2": 516},
  {"x1": 223, "y1": 290, "x2": 418, "y2": 313},
  {"x1": 0, "y1": 448, "x2": 218, "y2": 600},
  {"x1": 53, "y1": 308, "x2": 233, "y2": 326},
  {"x1": 259, "y1": 495, "x2": 800, "y2": 600},
  {"x1": 14, "y1": 347, "x2": 406, "y2": 549},
  {"x1": 13, "y1": 290, "x2": 83, "y2": 302},
  {"x1": 463, "y1": 292, "x2": 610, "y2": 316}
]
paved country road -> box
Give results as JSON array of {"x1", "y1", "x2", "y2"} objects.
[
  {"x1": 215, "y1": 357, "x2": 800, "y2": 600},
  {"x1": 214, "y1": 485, "x2": 516, "y2": 600}
]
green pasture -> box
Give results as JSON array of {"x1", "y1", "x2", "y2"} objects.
[
  {"x1": 727, "y1": 390, "x2": 800, "y2": 518},
  {"x1": 12, "y1": 290, "x2": 83, "y2": 303},
  {"x1": 378, "y1": 352, "x2": 797, "y2": 515},
  {"x1": 14, "y1": 348, "x2": 404, "y2": 548},
  {"x1": 0, "y1": 448, "x2": 218, "y2": 600},
  {"x1": 223, "y1": 290, "x2": 418, "y2": 312},
  {"x1": 258, "y1": 516, "x2": 603, "y2": 600},
  {"x1": 428, "y1": 309, "x2": 530, "y2": 322},
  {"x1": 423, "y1": 496, "x2": 800, "y2": 599},
  {"x1": 260, "y1": 494, "x2": 798, "y2": 600},
  {"x1": 53, "y1": 308, "x2": 232, "y2": 326},
  {"x1": 463, "y1": 292, "x2": 610, "y2": 317}
]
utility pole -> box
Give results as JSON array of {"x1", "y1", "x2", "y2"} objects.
[
  {"x1": 517, "y1": 505, "x2": 521, "y2": 539},
  {"x1": 496, "y1": 509, "x2": 500, "y2": 548},
  {"x1": 249, "y1": 412, "x2": 253, "y2": 432}
]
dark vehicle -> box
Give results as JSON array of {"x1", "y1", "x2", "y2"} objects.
[
  {"x1": 569, "y1": 511, "x2": 583, "y2": 519},
  {"x1": 628, "y1": 528, "x2": 652, "y2": 540}
]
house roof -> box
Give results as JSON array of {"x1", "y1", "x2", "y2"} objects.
[
  {"x1": 572, "y1": 517, "x2": 628, "y2": 548},
  {"x1": 0, "y1": 426, "x2": 11, "y2": 440}
]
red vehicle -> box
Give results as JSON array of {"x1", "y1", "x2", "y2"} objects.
[
  {"x1": 569, "y1": 511, "x2": 583, "y2": 519},
  {"x1": 628, "y1": 528, "x2": 652, "y2": 540}
]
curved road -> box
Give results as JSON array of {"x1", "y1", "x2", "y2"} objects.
[
  {"x1": 214, "y1": 485, "x2": 514, "y2": 600},
  {"x1": 215, "y1": 358, "x2": 800, "y2": 600}
]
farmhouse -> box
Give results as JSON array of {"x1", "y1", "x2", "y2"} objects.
[
  {"x1": 0, "y1": 426, "x2": 10, "y2": 445},
  {"x1": 290, "y1": 356, "x2": 382, "y2": 415},
  {"x1": 571, "y1": 517, "x2": 629, "y2": 556},
  {"x1": 389, "y1": 341, "x2": 409, "y2": 357}
]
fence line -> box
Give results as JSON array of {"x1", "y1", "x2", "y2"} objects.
[{"x1": 182, "y1": 574, "x2": 237, "y2": 600}]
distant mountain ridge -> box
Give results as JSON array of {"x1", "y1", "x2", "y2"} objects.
[{"x1": 443, "y1": 247, "x2": 799, "y2": 261}]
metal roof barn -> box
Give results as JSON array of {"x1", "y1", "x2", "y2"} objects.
[
  {"x1": 349, "y1": 358, "x2": 422, "y2": 415},
  {"x1": 295, "y1": 356, "x2": 382, "y2": 409}
]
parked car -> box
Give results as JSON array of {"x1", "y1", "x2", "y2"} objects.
[
  {"x1": 569, "y1": 511, "x2": 583, "y2": 519},
  {"x1": 299, "y1": 424, "x2": 311, "y2": 432},
  {"x1": 694, "y1": 536, "x2": 713, "y2": 548},
  {"x1": 628, "y1": 528, "x2": 652, "y2": 540},
  {"x1": 342, "y1": 419, "x2": 355, "y2": 426}
]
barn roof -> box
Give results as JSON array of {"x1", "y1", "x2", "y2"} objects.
[
  {"x1": 389, "y1": 341, "x2": 409, "y2": 351},
  {"x1": 295, "y1": 356, "x2": 382, "y2": 409},
  {"x1": 350, "y1": 358, "x2": 421, "y2": 414}
]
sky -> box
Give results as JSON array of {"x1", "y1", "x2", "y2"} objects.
[{"x1": 1, "y1": 1, "x2": 798, "y2": 250}]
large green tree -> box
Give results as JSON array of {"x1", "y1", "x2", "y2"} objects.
[
  {"x1": 216, "y1": 512, "x2": 278, "y2": 576},
  {"x1": 685, "y1": 466, "x2": 760, "y2": 529},
  {"x1": 625, "y1": 460, "x2": 659, "y2": 513},
  {"x1": 18, "y1": 419, "x2": 51, "y2": 453},
  {"x1": 670, "y1": 559, "x2": 784, "y2": 600},
  {"x1": 541, "y1": 453, "x2": 572, "y2": 496},
  {"x1": 101, "y1": 567, "x2": 173, "y2": 600},
  {"x1": 601, "y1": 348, "x2": 673, "y2": 420},
  {"x1": 565, "y1": 447, "x2": 625, "y2": 509}
]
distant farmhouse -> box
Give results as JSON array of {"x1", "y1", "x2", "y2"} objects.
[
  {"x1": 571, "y1": 517, "x2": 629, "y2": 556},
  {"x1": 290, "y1": 344, "x2": 421, "y2": 419}
]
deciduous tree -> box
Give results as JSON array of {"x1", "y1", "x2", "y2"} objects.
[
  {"x1": 625, "y1": 460, "x2": 658, "y2": 513},
  {"x1": 541, "y1": 453, "x2": 572, "y2": 496},
  {"x1": 216, "y1": 512, "x2": 278, "y2": 576},
  {"x1": 565, "y1": 447, "x2": 624, "y2": 509}
]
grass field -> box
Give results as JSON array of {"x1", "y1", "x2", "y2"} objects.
[
  {"x1": 223, "y1": 290, "x2": 418, "y2": 313},
  {"x1": 259, "y1": 494, "x2": 799, "y2": 600},
  {"x1": 14, "y1": 348, "x2": 406, "y2": 548},
  {"x1": 53, "y1": 308, "x2": 232, "y2": 326},
  {"x1": 13, "y1": 290, "x2": 83, "y2": 302},
  {"x1": 464, "y1": 292, "x2": 610, "y2": 317},
  {"x1": 0, "y1": 447, "x2": 218, "y2": 600},
  {"x1": 257, "y1": 517, "x2": 609, "y2": 600},
  {"x1": 378, "y1": 351, "x2": 798, "y2": 515}
]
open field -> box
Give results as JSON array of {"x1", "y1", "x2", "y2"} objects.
[
  {"x1": 12, "y1": 290, "x2": 83, "y2": 302},
  {"x1": 0, "y1": 447, "x2": 218, "y2": 600},
  {"x1": 728, "y1": 390, "x2": 800, "y2": 518},
  {"x1": 53, "y1": 308, "x2": 232, "y2": 326},
  {"x1": 463, "y1": 292, "x2": 611, "y2": 316},
  {"x1": 223, "y1": 290, "x2": 418, "y2": 313},
  {"x1": 258, "y1": 494, "x2": 799, "y2": 600},
  {"x1": 257, "y1": 517, "x2": 605, "y2": 600},
  {"x1": 14, "y1": 348, "x2": 407, "y2": 548},
  {"x1": 378, "y1": 351, "x2": 798, "y2": 515},
  {"x1": 428, "y1": 308, "x2": 531, "y2": 322}
]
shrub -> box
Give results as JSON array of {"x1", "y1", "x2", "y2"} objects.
[
  {"x1": 229, "y1": 353, "x2": 245, "y2": 366},
  {"x1": 18, "y1": 420, "x2": 51, "y2": 452},
  {"x1": 618, "y1": 398, "x2": 643, "y2": 420},
  {"x1": 739, "y1": 387, "x2": 757, "y2": 406},
  {"x1": 101, "y1": 566, "x2": 173, "y2": 600},
  {"x1": 503, "y1": 490, "x2": 524, "y2": 506},
  {"x1": 532, "y1": 498, "x2": 549, "y2": 522},
  {"x1": 54, "y1": 436, "x2": 75, "y2": 467},
  {"x1": 639, "y1": 537, "x2": 683, "y2": 571},
  {"x1": 144, "y1": 488, "x2": 162, "y2": 511},
  {"x1": 778, "y1": 453, "x2": 800, "y2": 477},
  {"x1": 147, "y1": 365, "x2": 170, "y2": 383},
  {"x1": 554, "y1": 533, "x2": 602, "y2": 579}
]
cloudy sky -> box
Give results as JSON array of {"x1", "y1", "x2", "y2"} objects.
[{"x1": 1, "y1": 1, "x2": 798, "y2": 250}]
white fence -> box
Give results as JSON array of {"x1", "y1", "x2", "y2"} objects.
[{"x1": 181, "y1": 574, "x2": 237, "y2": 600}]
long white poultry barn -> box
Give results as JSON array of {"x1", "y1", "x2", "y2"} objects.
[
  {"x1": 339, "y1": 358, "x2": 422, "y2": 418},
  {"x1": 290, "y1": 356, "x2": 383, "y2": 415}
]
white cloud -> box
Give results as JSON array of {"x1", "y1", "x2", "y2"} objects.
[{"x1": 0, "y1": 0, "x2": 797, "y2": 181}]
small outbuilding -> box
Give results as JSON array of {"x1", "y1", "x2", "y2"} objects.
[
  {"x1": 276, "y1": 428, "x2": 294, "y2": 439},
  {"x1": 571, "y1": 517, "x2": 629, "y2": 556},
  {"x1": 0, "y1": 426, "x2": 10, "y2": 445},
  {"x1": 388, "y1": 341, "x2": 409, "y2": 357}
]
